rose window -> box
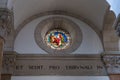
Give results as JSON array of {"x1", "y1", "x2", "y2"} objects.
[{"x1": 45, "y1": 29, "x2": 71, "y2": 50}]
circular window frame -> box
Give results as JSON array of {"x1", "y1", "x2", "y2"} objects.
[
  {"x1": 34, "y1": 16, "x2": 82, "y2": 54},
  {"x1": 45, "y1": 29, "x2": 71, "y2": 50}
]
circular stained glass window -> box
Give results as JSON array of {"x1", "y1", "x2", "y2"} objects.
[{"x1": 45, "y1": 29, "x2": 71, "y2": 50}]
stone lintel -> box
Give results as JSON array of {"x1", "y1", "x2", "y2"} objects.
[{"x1": 2, "y1": 52, "x2": 107, "y2": 76}]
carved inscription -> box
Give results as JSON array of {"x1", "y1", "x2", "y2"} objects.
[
  {"x1": 14, "y1": 59, "x2": 107, "y2": 76},
  {"x1": 15, "y1": 65, "x2": 104, "y2": 71},
  {"x1": 2, "y1": 54, "x2": 107, "y2": 76}
]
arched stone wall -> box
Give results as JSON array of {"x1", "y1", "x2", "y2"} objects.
[
  {"x1": 14, "y1": 14, "x2": 103, "y2": 54},
  {"x1": 14, "y1": 11, "x2": 102, "y2": 42}
]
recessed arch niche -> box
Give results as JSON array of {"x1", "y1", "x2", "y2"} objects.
[
  {"x1": 34, "y1": 17, "x2": 82, "y2": 54},
  {"x1": 14, "y1": 13, "x2": 103, "y2": 54}
]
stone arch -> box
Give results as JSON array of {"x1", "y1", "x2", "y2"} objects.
[{"x1": 14, "y1": 10, "x2": 102, "y2": 43}]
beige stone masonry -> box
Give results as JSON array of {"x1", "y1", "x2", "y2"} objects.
[
  {"x1": 0, "y1": 37, "x2": 4, "y2": 80},
  {"x1": 103, "y1": 11, "x2": 119, "y2": 51}
]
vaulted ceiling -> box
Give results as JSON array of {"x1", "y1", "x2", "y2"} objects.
[{"x1": 13, "y1": 0, "x2": 109, "y2": 30}]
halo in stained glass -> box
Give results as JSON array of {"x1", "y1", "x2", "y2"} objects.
[{"x1": 45, "y1": 29, "x2": 71, "y2": 50}]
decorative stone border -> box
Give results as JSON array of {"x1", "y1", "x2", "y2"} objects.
[
  {"x1": 2, "y1": 51, "x2": 16, "y2": 74},
  {"x1": 0, "y1": 8, "x2": 13, "y2": 37},
  {"x1": 103, "y1": 53, "x2": 120, "y2": 74},
  {"x1": 34, "y1": 16, "x2": 82, "y2": 54}
]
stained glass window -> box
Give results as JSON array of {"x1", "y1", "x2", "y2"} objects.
[{"x1": 45, "y1": 29, "x2": 71, "y2": 50}]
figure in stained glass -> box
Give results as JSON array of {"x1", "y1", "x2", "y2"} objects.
[{"x1": 45, "y1": 30, "x2": 71, "y2": 50}]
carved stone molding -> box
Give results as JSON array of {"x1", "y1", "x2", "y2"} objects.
[
  {"x1": 0, "y1": 8, "x2": 13, "y2": 38},
  {"x1": 103, "y1": 53, "x2": 120, "y2": 74},
  {"x1": 0, "y1": 8, "x2": 14, "y2": 51},
  {"x1": 2, "y1": 52, "x2": 16, "y2": 74}
]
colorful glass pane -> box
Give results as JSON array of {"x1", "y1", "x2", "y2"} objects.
[{"x1": 45, "y1": 30, "x2": 71, "y2": 50}]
